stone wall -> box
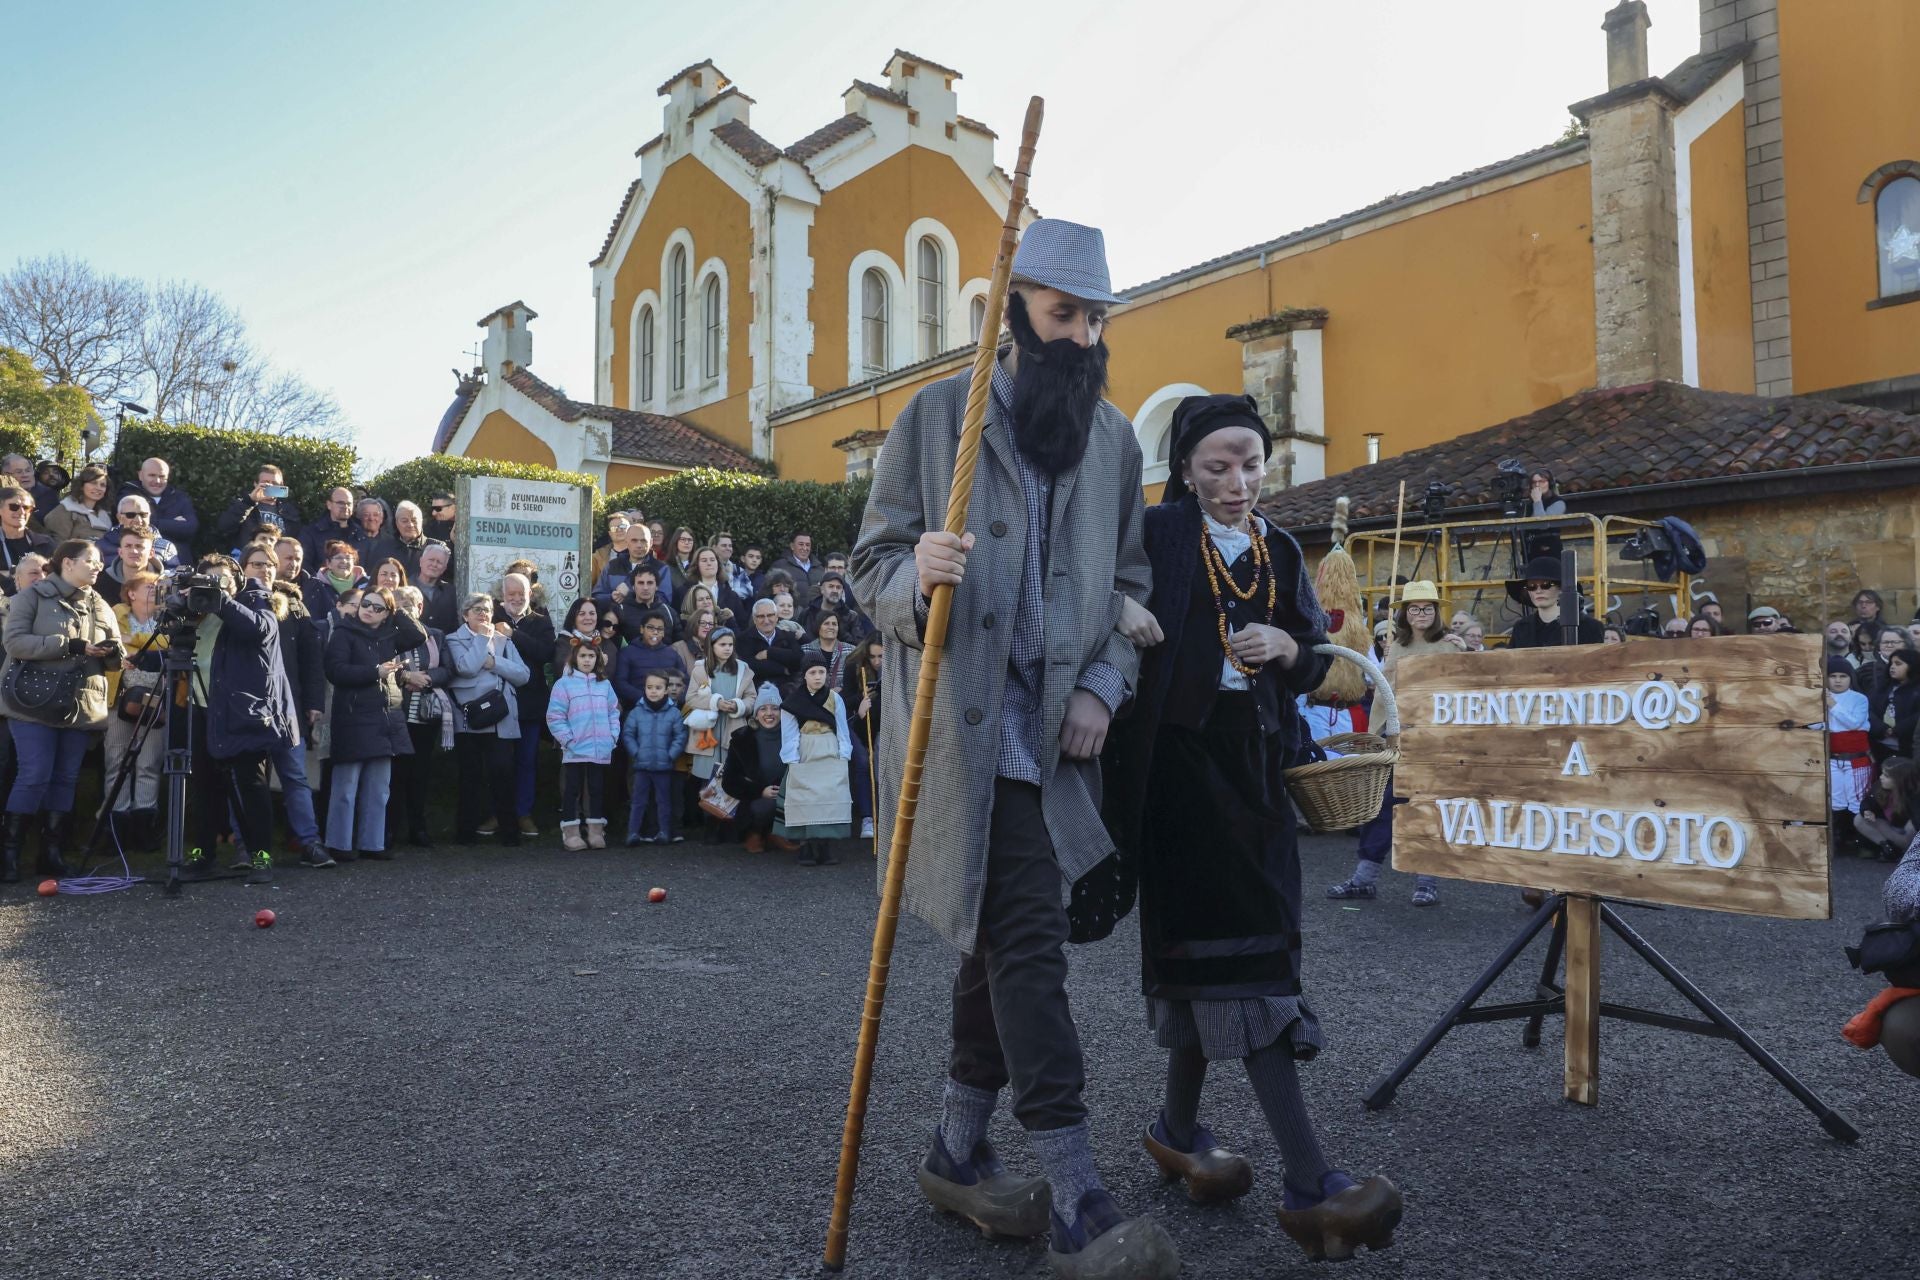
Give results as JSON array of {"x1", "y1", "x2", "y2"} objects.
[{"x1": 1686, "y1": 485, "x2": 1920, "y2": 627}]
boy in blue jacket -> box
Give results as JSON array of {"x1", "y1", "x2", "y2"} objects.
[{"x1": 622, "y1": 670, "x2": 687, "y2": 845}]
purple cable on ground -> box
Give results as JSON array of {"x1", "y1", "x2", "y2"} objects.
[{"x1": 53, "y1": 814, "x2": 146, "y2": 895}]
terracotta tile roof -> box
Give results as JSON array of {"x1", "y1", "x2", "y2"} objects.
[
  {"x1": 590, "y1": 177, "x2": 643, "y2": 266},
  {"x1": 430, "y1": 373, "x2": 484, "y2": 455},
  {"x1": 888, "y1": 50, "x2": 963, "y2": 80},
  {"x1": 691, "y1": 86, "x2": 756, "y2": 119},
  {"x1": 787, "y1": 113, "x2": 871, "y2": 161},
  {"x1": 956, "y1": 114, "x2": 996, "y2": 138},
  {"x1": 847, "y1": 79, "x2": 909, "y2": 108},
  {"x1": 712, "y1": 119, "x2": 783, "y2": 169},
  {"x1": 656, "y1": 60, "x2": 728, "y2": 97},
  {"x1": 1260, "y1": 382, "x2": 1920, "y2": 532},
  {"x1": 1117, "y1": 138, "x2": 1588, "y2": 298},
  {"x1": 502, "y1": 369, "x2": 767, "y2": 473}
]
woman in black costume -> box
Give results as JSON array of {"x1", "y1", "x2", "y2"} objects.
[{"x1": 1098, "y1": 394, "x2": 1402, "y2": 1262}]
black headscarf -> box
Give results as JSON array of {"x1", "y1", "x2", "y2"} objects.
[
  {"x1": 1158, "y1": 394, "x2": 1273, "y2": 505},
  {"x1": 785, "y1": 653, "x2": 837, "y2": 729},
  {"x1": 1006, "y1": 291, "x2": 1110, "y2": 478}
]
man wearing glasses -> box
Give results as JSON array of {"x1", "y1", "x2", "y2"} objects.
[
  {"x1": 98, "y1": 495, "x2": 181, "y2": 570},
  {"x1": 424, "y1": 492, "x2": 457, "y2": 548},
  {"x1": 0, "y1": 485, "x2": 51, "y2": 596},
  {"x1": 1747, "y1": 605, "x2": 1786, "y2": 634},
  {"x1": 300, "y1": 487, "x2": 360, "y2": 568}
]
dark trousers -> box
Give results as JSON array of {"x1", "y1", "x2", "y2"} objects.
[
  {"x1": 629, "y1": 768, "x2": 675, "y2": 839},
  {"x1": 948, "y1": 778, "x2": 1086, "y2": 1132},
  {"x1": 455, "y1": 733, "x2": 516, "y2": 839},
  {"x1": 389, "y1": 721, "x2": 439, "y2": 839},
  {"x1": 849, "y1": 732, "x2": 873, "y2": 821},
  {"x1": 561, "y1": 762, "x2": 605, "y2": 824},
  {"x1": 190, "y1": 710, "x2": 274, "y2": 854},
  {"x1": 738, "y1": 794, "x2": 776, "y2": 837},
  {"x1": 1356, "y1": 777, "x2": 1399, "y2": 865}
]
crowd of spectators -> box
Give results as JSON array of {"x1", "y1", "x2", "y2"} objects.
[{"x1": 0, "y1": 450, "x2": 878, "y2": 885}]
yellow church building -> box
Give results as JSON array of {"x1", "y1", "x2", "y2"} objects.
[{"x1": 439, "y1": 0, "x2": 1920, "y2": 507}]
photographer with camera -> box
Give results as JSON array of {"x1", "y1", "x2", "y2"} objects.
[
  {"x1": 0, "y1": 540, "x2": 121, "y2": 883},
  {"x1": 1528, "y1": 468, "x2": 1566, "y2": 517},
  {"x1": 181, "y1": 553, "x2": 302, "y2": 886},
  {"x1": 216, "y1": 464, "x2": 303, "y2": 551}
]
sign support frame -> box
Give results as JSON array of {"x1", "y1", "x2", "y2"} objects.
[{"x1": 1360, "y1": 892, "x2": 1859, "y2": 1141}]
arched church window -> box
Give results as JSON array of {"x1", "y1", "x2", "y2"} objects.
[
  {"x1": 1878, "y1": 175, "x2": 1920, "y2": 298},
  {"x1": 861, "y1": 269, "x2": 890, "y2": 378},
  {"x1": 917, "y1": 237, "x2": 945, "y2": 359},
  {"x1": 703, "y1": 275, "x2": 722, "y2": 381},
  {"x1": 969, "y1": 295, "x2": 987, "y2": 344},
  {"x1": 670, "y1": 247, "x2": 688, "y2": 391},
  {"x1": 638, "y1": 306, "x2": 655, "y2": 402}
]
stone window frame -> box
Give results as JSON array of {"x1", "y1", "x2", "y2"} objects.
[{"x1": 1858, "y1": 161, "x2": 1920, "y2": 307}]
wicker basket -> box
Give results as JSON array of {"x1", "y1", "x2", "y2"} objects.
[{"x1": 1284, "y1": 644, "x2": 1399, "y2": 832}]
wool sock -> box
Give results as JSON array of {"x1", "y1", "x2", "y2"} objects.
[
  {"x1": 1243, "y1": 1041, "x2": 1335, "y2": 1200},
  {"x1": 1351, "y1": 857, "x2": 1383, "y2": 886},
  {"x1": 1161, "y1": 1045, "x2": 1209, "y2": 1150},
  {"x1": 1028, "y1": 1121, "x2": 1104, "y2": 1220},
  {"x1": 939, "y1": 1078, "x2": 997, "y2": 1161}
]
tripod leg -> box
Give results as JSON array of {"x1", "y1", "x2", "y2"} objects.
[
  {"x1": 1599, "y1": 905, "x2": 1858, "y2": 1142},
  {"x1": 1364, "y1": 893, "x2": 1563, "y2": 1109},
  {"x1": 1523, "y1": 904, "x2": 1568, "y2": 1049}
]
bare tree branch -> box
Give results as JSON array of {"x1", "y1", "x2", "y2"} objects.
[
  {"x1": 0, "y1": 254, "x2": 147, "y2": 402},
  {"x1": 184, "y1": 352, "x2": 350, "y2": 440},
  {"x1": 135, "y1": 280, "x2": 247, "y2": 421}
]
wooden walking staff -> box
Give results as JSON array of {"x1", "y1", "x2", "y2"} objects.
[{"x1": 823, "y1": 94, "x2": 1045, "y2": 1273}]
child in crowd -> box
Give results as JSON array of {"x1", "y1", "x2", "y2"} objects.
[
  {"x1": 773, "y1": 652, "x2": 853, "y2": 867},
  {"x1": 546, "y1": 642, "x2": 621, "y2": 851},
  {"x1": 1824, "y1": 657, "x2": 1874, "y2": 856},
  {"x1": 623, "y1": 670, "x2": 688, "y2": 846}
]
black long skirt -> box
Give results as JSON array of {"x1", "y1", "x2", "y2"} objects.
[{"x1": 1139, "y1": 691, "x2": 1322, "y2": 1060}]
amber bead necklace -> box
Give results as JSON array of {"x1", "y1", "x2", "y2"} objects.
[{"x1": 1200, "y1": 515, "x2": 1276, "y2": 677}]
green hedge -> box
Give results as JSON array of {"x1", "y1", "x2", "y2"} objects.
[
  {"x1": 364, "y1": 454, "x2": 596, "y2": 514},
  {"x1": 599, "y1": 467, "x2": 872, "y2": 552},
  {"x1": 108, "y1": 422, "x2": 357, "y2": 554}
]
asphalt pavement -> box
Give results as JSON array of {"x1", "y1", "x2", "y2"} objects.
[{"x1": 1, "y1": 831, "x2": 1916, "y2": 1279}]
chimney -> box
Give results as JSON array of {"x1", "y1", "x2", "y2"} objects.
[
  {"x1": 478, "y1": 301, "x2": 537, "y2": 377},
  {"x1": 1602, "y1": 1, "x2": 1651, "y2": 89},
  {"x1": 1572, "y1": 4, "x2": 1682, "y2": 389}
]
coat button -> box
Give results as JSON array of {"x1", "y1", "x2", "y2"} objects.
[
  {"x1": 964, "y1": 708, "x2": 983, "y2": 725},
  {"x1": 982, "y1": 612, "x2": 996, "y2": 630},
  {"x1": 990, "y1": 520, "x2": 1008, "y2": 537}
]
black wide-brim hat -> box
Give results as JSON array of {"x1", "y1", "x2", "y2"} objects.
[{"x1": 1505, "y1": 554, "x2": 1572, "y2": 606}]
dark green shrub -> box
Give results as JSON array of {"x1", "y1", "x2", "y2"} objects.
[
  {"x1": 598, "y1": 467, "x2": 872, "y2": 551},
  {"x1": 365, "y1": 454, "x2": 596, "y2": 513},
  {"x1": 108, "y1": 422, "x2": 357, "y2": 554}
]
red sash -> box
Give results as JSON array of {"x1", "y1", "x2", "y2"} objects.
[{"x1": 1830, "y1": 729, "x2": 1871, "y2": 759}]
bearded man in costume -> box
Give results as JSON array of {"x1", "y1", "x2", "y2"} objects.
[{"x1": 852, "y1": 219, "x2": 1175, "y2": 1279}]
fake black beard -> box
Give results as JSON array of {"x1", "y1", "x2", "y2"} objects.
[{"x1": 1006, "y1": 293, "x2": 1109, "y2": 478}]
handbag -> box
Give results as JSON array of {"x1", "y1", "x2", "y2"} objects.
[
  {"x1": 699, "y1": 774, "x2": 739, "y2": 821},
  {"x1": 116, "y1": 682, "x2": 162, "y2": 725},
  {"x1": 3, "y1": 658, "x2": 85, "y2": 727},
  {"x1": 461, "y1": 686, "x2": 510, "y2": 730}
]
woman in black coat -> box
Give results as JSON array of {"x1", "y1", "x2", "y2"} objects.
[
  {"x1": 1094, "y1": 394, "x2": 1400, "y2": 1261},
  {"x1": 322, "y1": 585, "x2": 424, "y2": 859},
  {"x1": 388, "y1": 585, "x2": 453, "y2": 847},
  {"x1": 720, "y1": 687, "x2": 790, "y2": 852},
  {"x1": 495, "y1": 571, "x2": 554, "y2": 836}
]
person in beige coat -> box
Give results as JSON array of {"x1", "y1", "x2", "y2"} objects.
[
  {"x1": 684, "y1": 628, "x2": 755, "y2": 784},
  {"x1": 39, "y1": 466, "x2": 115, "y2": 546},
  {"x1": 0, "y1": 539, "x2": 121, "y2": 881}
]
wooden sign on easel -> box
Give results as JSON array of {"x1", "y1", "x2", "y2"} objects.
[{"x1": 1388, "y1": 635, "x2": 1831, "y2": 1107}]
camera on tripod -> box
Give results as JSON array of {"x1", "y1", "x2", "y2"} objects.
[
  {"x1": 1492, "y1": 460, "x2": 1530, "y2": 518},
  {"x1": 1618, "y1": 526, "x2": 1676, "y2": 563},
  {"x1": 1623, "y1": 605, "x2": 1662, "y2": 637},
  {"x1": 1422, "y1": 480, "x2": 1451, "y2": 524},
  {"x1": 160, "y1": 568, "x2": 226, "y2": 626}
]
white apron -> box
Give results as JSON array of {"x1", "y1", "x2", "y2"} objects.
[{"x1": 783, "y1": 709, "x2": 851, "y2": 828}]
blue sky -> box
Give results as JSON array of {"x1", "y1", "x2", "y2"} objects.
[{"x1": 2, "y1": 0, "x2": 1702, "y2": 471}]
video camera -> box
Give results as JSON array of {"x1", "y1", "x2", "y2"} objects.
[
  {"x1": 1492, "y1": 460, "x2": 1530, "y2": 518},
  {"x1": 1618, "y1": 525, "x2": 1676, "y2": 564},
  {"x1": 1622, "y1": 605, "x2": 1663, "y2": 637},
  {"x1": 160, "y1": 568, "x2": 227, "y2": 624}
]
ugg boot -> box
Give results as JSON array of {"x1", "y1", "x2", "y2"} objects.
[
  {"x1": 0, "y1": 812, "x2": 23, "y2": 883},
  {"x1": 561, "y1": 823, "x2": 587, "y2": 852},
  {"x1": 585, "y1": 821, "x2": 607, "y2": 850},
  {"x1": 37, "y1": 812, "x2": 73, "y2": 879}
]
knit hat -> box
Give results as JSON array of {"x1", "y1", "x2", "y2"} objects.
[
  {"x1": 754, "y1": 683, "x2": 782, "y2": 710},
  {"x1": 1826, "y1": 656, "x2": 1855, "y2": 679},
  {"x1": 799, "y1": 651, "x2": 831, "y2": 675},
  {"x1": 1748, "y1": 605, "x2": 1783, "y2": 622}
]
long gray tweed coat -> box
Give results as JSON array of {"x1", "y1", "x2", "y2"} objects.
[{"x1": 850, "y1": 362, "x2": 1151, "y2": 952}]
